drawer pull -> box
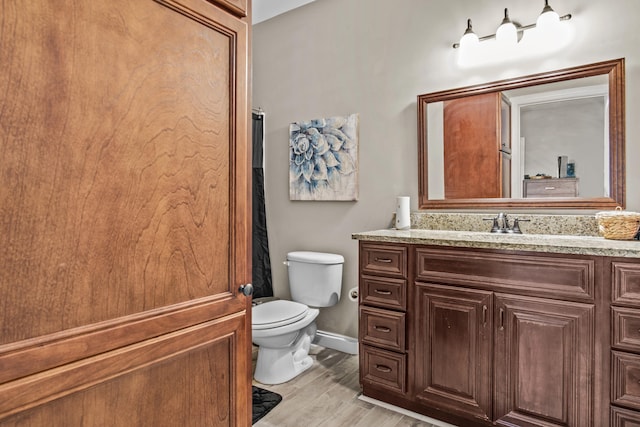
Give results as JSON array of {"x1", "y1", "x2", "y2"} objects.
[
  {"x1": 375, "y1": 257, "x2": 393, "y2": 263},
  {"x1": 482, "y1": 305, "x2": 488, "y2": 325},
  {"x1": 374, "y1": 289, "x2": 392, "y2": 295},
  {"x1": 499, "y1": 308, "x2": 505, "y2": 330},
  {"x1": 374, "y1": 325, "x2": 391, "y2": 333},
  {"x1": 375, "y1": 364, "x2": 392, "y2": 373},
  {"x1": 544, "y1": 186, "x2": 556, "y2": 190}
]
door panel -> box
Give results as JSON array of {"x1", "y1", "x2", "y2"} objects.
[
  {"x1": 1, "y1": 312, "x2": 246, "y2": 426},
  {"x1": 0, "y1": 0, "x2": 250, "y2": 424},
  {"x1": 0, "y1": 0, "x2": 236, "y2": 344},
  {"x1": 414, "y1": 282, "x2": 493, "y2": 423},
  {"x1": 493, "y1": 294, "x2": 594, "y2": 427}
]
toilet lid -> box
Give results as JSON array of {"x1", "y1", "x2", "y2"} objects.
[
  {"x1": 287, "y1": 251, "x2": 344, "y2": 264},
  {"x1": 252, "y1": 300, "x2": 309, "y2": 330}
]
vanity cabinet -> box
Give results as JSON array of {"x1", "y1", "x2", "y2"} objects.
[{"x1": 358, "y1": 240, "x2": 607, "y2": 427}]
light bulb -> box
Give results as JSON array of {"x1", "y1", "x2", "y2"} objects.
[
  {"x1": 496, "y1": 8, "x2": 518, "y2": 46},
  {"x1": 537, "y1": 0, "x2": 560, "y2": 30},
  {"x1": 459, "y1": 19, "x2": 479, "y2": 48}
]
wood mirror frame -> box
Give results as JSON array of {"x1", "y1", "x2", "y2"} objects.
[{"x1": 417, "y1": 58, "x2": 625, "y2": 210}]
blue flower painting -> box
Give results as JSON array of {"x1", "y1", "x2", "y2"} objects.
[{"x1": 289, "y1": 113, "x2": 359, "y2": 201}]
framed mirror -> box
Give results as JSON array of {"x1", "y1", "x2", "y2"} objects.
[{"x1": 418, "y1": 58, "x2": 625, "y2": 209}]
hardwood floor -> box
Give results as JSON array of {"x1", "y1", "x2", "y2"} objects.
[{"x1": 252, "y1": 346, "x2": 447, "y2": 427}]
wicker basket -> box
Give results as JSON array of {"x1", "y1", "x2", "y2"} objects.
[{"x1": 596, "y1": 207, "x2": 640, "y2": 240}]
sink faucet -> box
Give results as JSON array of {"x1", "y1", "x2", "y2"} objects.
[
  {"x1": 497, "y1": 212, "x2": 509, "y2": 232},
  {"x1": 484, "y1": 213, "x2": 529, "y2": 234}
]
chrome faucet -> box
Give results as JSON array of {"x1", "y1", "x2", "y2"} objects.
[
  {"x1": 497, "y1": 212, "x2": 509, "y2": 232},
  {"x1": 484, "y1": 213, "x2": 529, "y2": 234}
]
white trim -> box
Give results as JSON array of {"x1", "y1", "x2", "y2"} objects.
[
  {"x1": 313, "y1": 330, "x2": 358, "y2": 355},
  {"x1": 358, "y1": 395, "x2": 459, "y2": 427}
]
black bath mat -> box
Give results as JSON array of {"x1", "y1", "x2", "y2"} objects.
[{"x1": 252, "y1": 386, "x2": 282, "y2": 424}]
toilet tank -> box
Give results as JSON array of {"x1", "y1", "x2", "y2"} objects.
[{"x1": 286, "y1": 251, "x2": 344, "y2": 307}]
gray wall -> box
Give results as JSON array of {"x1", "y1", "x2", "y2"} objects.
[
  {"x1": 522, "y1": 97, "x2": 605, "y2": 197},
  {"x1": 252, "y1": 0, "x2": 640, "y2": 339}
]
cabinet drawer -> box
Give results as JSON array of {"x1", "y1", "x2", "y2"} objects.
[
  {"x1": 360, "y1": 345, "x2": 406, "y2": 394},
  {"x1": 612, "y1": 351, "x2": 640, "y2": 411},
  {"x1": 361, "y1": 275, "x2": 406, "y2": 311},
  {"x1": 523, "y1": 178, "x2": 578, "y2": 198},
  {"x1": 360, "y1": 243, "x2": 407, "y2": 278},
  {"x1": 613, "y1": 307, "x2": 640, "y2": 352},
  {"x1": 416, "y1": 247, "x2": 595, "y2": 302},
  {"x1": 360, "y1": 306, "x2": 405, "y2": 352},
  {"x1": 611, "y1": 406, "x2": 640, "y2": 427},
  {"x1": 613, "y1": 262, "x2": 640, "y2": 308}
]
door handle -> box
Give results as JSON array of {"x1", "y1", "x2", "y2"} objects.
[{"x1": 239, "y1": 283, "x2": 254, "y2": 296}]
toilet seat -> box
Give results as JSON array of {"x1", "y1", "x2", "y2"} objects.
[{"x1": 252, "y1": 300, "x2": 309, "y2": 330}]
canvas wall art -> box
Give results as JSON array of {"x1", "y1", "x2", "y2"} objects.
[{"x1": 289, "y1": 113, "x2": 359, "y2": 201}]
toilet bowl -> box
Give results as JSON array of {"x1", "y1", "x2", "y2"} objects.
[
  {"x1": 252, "y1": 300, "x2": 319, "y2": 384},
  {"x1": 251, "y1": 251, "x2": 344, "y2": 385}
]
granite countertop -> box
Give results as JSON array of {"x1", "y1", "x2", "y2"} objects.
[{"x1": 352, "y1": 229, "x2": 640, "y2": 258}]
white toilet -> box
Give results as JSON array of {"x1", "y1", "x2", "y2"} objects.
[{"x1": 252, "y1": 251, "x2": 344, "y2": 385}]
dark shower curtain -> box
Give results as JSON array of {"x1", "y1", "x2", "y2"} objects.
[{"x1": 252, "y1": 112, "x2": 273, "y2": 298}]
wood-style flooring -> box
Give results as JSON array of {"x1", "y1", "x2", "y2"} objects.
[{"x1": 252, "y1": 346, "x2": 447, "y2": 427}]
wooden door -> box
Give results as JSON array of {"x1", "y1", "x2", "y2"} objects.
[
  {"x1": 0, "y1": 0, "x2": 251, "y2": 425},
  {"x1": 443, "y1": 92, "x2": 502, "y2": 199},
  {"x1": 493, "y1": 294, "x2": 594, "y2": 427},
  {"x1": 414, "y1": 283, "x2": 493, "y2": 423}
]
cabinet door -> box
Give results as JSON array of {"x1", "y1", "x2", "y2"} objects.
[
  {"x1": 415, "y1": 283, "x2": 493, "y2": 423},
  {"x1": 494, "y1": 294, "x2": 594, "y2": 427}
]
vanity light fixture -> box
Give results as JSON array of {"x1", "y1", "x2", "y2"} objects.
[{"x1": 452, "y1": 1, "x2": 571, "y2": 49}]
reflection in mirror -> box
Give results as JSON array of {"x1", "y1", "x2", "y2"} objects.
[
  {"x1": 426, "y1": 76, "x2": 608, "y2": 200},
  {"x1": 514, "y1": 80, "x2": 608, "y2": 199},
  {"x1": 418, "y1": 59, "x2": 625, "y2": 210}
]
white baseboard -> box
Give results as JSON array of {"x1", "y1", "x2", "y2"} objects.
[
  {"x1": 313, "y1": 330, "x2": 358, "y2": 355},
  {"x1": 358, "y1": 395, "x2": 458, "y2": 427}
]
